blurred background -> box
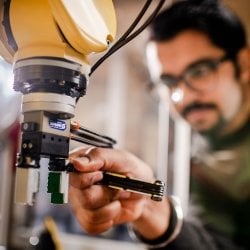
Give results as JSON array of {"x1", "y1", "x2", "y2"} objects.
[{"x1": 0, "y1": 0, "x2": 249, "y2": 249}]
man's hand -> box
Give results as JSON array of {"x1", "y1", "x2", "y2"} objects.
[{"x1": 69, "y1": 146, "x2": 170, "y2": 239}]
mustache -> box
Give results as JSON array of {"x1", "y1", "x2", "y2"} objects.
[{"x1": 182, "y1": 102, "x2": 217, "y2": 117}]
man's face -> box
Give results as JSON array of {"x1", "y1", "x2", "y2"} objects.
[{"x1": 155, "y1": 30, "x2": 245, "y2": 133}]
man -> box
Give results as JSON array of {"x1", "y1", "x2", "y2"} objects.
[{"x1": 69, "y1": 0, "x2": 250, "y2": 249}]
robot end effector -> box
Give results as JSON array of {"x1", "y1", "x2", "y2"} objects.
[{"x1": 0, "y1": 0, "x2": 117, "y2": 205}]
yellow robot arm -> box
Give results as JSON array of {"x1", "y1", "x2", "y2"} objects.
[
  {"x1": 0, "y1": 0, "x2": 117, "y2": 205},
  {"x1": 0, "y1": 0, "x2": 165, "y2": 205},
  {"x1": 0, "y1": 0, "x2": 116, "y2": 66},
  {"x1": 49, "y1": 0, "x2": 116, "y2": 54}
]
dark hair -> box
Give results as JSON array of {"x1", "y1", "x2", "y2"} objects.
[{"x1": 150, "y1": 0, "x2": 247, "y2": 59}]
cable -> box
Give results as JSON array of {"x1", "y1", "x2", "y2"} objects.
[
  {"x1": 109, "y1": 0, "x2": 166, "y2": 55},
  {"x1": 70, "y1": 134, "x2": 114, "y2": 148},
  {"x1": 113, "y1": 0, "x2": 153, "y2": 46},
  {"x1": 99, "y1": 0, "x2": 165, "y2": 65},
  {"x1": 89, "y1": 0, "x2": 153, "y2": 77},
  {"x1": 76, "y1": 0, "x2": 152, "y2": 102},
  {"x1": 89, "y1": 0, "x2": 166, "y2": 77},
  {"x1": 73, "y1": 0, "x2": 166, "y2": 144},
  {"x1": 70, "y1": 121, "x2": 116, "y2": 148}
]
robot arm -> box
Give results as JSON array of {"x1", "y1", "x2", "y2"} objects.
[
  {"x1": 0, "y1": 0, "x2": 116, "y2": 205},
  {"x1": 0, "y1": 0, "x2": 116, "y2": 61},
  {"x1": 0, "y1": 0, "x2": 165, "y2": 206}
]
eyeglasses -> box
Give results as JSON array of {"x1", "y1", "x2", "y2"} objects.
[{"x1": 160, "y1": 55, "x2": 230, "y2": 92}]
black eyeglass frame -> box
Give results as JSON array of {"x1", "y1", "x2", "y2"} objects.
[{"x1": 160, "y1": 54, "x2": 231, "y2": 92}]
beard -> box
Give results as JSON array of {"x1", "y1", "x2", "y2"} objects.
[
  {"x1": 199, "y1": 116, "x2": 227, "y2": 138},
  {"x1": 181, "y1": 101, "x2": 228, "y2": 136}
]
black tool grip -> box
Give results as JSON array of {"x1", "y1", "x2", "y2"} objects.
[
  {"x1": 100, "y1": 172, "x2": 165, "y2": 201},
  {"x1": 67, "y1": 163, "x2": 165, "y2": 201}
]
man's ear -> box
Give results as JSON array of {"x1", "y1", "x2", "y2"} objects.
[{"x1": 237, "y1": 47, "x2": 250, "y2": 83}]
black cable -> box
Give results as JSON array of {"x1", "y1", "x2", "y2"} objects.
[
  {"x1": 89, "y1": 0, "x2": 153, "y2": 77},
  {"x1": 72, "y1": 0, "x2": 167, "y2": 148},
  {"x1": 76, "y1": 0, "x2": 166, "y2": 103},
  {"x1": 89, "y1": 0, "x2": 166, "y2": 77},
  {"x1": 109, "y1": 0, "x2": 165, "y2": 54},
  {"x1": 107, "y1": 0, "x2": 153, "y2": 53},
  {"x1": 77, "y1": 125, "x2": 117, "y2": 144},
  {"x1": 71, "y1": 129, "x2": 116, "y2": 145},
  {"x1": 70, "y1": 120, "x2": 116, "y2": 148},
  {"x1": 98, "y1": 0, "x2": 166, "y2": 65},
  {"x1": 70, "y1": 134, "x2": 114, "y2": 148}
]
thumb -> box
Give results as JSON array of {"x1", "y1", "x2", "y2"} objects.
[{"x1": 70, "y1": 156, "x2": 104, "y2": 173}]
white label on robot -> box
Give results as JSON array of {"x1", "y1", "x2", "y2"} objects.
[{"x1": 49, "y1": 119, "x2": 67, "y2": 131}]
